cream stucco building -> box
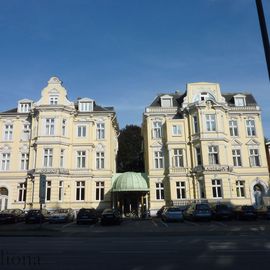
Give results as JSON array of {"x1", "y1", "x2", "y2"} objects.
[
  {"x1": 143, "y1": 82, "x2": 270, "y2": 215},
  {"x1": 0, "y1": 77, "x2": 118, "y2": 211}
]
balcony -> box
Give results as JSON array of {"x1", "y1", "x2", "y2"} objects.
[
  {"x1": 169, "y1": 167, "x2": 188, "y2": 174},
  {"x1": 33, "y1": 168, "x2": 69, "y2": 175}
]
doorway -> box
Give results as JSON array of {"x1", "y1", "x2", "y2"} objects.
[{"x1": 0, "y1": 187, "x2": 8, "y2": 211}]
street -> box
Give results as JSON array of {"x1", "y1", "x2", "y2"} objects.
[{"x1": 0, "y1": 219, "x2": 270, "y2": 269}]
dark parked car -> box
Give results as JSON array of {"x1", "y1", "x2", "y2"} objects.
[
  {"x1": 101, "y1": 209, "x2": 122, "y2": 225},
  {"x1": 0, "y1": 209, "x2": 25, "y2": 223},
  {"x1": 184, "y1": 203, "x2": 212, "y2": 221},
  {"x1": 161, "y1": 207, "x2": 184, "y2": 222},
  {"x1": 77, "y1": 208, "x2": 98, "y2": 224},
  {"x1": 156, "y1": 206, "x2": 167, "y2": 218},
  {"x1": 49, "y1": 208, "x2": 74, "y2": 223},
  {"x1": 211, "y1": 204, "x2": 233, "y2": 220},
  {"x1": 25, "y1": 209, "x2": 49, "y2": 223},
  {"x1": 234, "y1": 205, "x2": 257, "y2": 220}
]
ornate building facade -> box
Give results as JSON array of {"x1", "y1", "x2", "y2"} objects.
[
  {"x1": 143, "y1": 82, "x2": 270, "y2": 215},
  {"x1": 0, "y1": 77, "x2": 118, "y2": 211}
]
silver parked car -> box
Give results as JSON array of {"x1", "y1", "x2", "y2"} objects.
[
  {"x1": 184, "y1": 203, "x2": 212, "y2": 221},
  {"x1": 161, "y1": 207, "x2": 184, "y2": 222},
  {"x1": 49, "y1": 208, "x2": 74, "y2": 223}
]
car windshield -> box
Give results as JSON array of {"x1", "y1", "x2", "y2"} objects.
[
  {"x1": 167, "y1": 208, "x2": 181, "y2": 212},
  {"x1": 1, "y1": 210, "x2": 14, "y2": 214},
  {"x1": 196, "y1": 204, "x2": 210, "y2": 210},
  {"x1": 80, "y1": 209, "x2": 95, "y2": 214},
  {"x1": 54, "y1": 209, "x2": 69, "y2": 214}
]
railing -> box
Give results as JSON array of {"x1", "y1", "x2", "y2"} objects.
[
  {"x1": 169, "y1": 167, "x2": 188, "y2": 174},
  {"x1": 145, "y1": 107, "x2": 178, "y2": 113},
  {"x1": 34, "y1": 168, "x2": 69, "y2": 175},
  {"x1": 193, "y1": 165, "x2": 233, "y2": 173},
  {"x1": 229, "y1": 105, "x2": 259, "y2": 111}
]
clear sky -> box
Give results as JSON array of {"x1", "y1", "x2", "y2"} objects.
[{"x1": 0, "y1": 0, "x2": 269, "y2": 135}]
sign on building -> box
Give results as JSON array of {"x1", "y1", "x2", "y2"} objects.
[{"x1": 39, "y1": 174, "x2": 46, "y2": 204}]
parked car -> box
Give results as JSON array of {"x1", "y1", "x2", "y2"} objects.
[
  {"x1": 49, "y1": 208, "x2": 74, "y2": 223},
  {"x1": 25, "y1": 209, "x2": 49, "y2": 223},
  {"x1": 156, "y1": 206, "x2": 167, "y2": 218},
  {"x1": 101, "y1": 208, "x2": 122, "y2": 225},
  {"x1": 161, "y1": 207, "x2": 184, "y2": 222},
  {"x1": 184, "y1": 203, "x2": 212, "y2": 221},
  {"x1": 234, "y1": 205, "x2": 257, "y2": 220},
  {"x1": 211, "y1": 204, "x2": 233, "y2": 220},
  {"x1": 0, "y1": 209, "x2": 25, "y2": 223},
  {"x1": 76, "y1": 208, "x2": 98, "y2": 224}
]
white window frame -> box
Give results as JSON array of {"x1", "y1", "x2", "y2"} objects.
[
  {"x1": 195, "y1": 147, "x2": 202, "y2": 165},
  {"x1": 234, "y1": 97, "x2": 246, "y2": 107},
  {"x1": 62, "y1": 119, "x2": 66, "y2": 136},
  {"x1": 152, "y1": 121, "x2": 162, "y2": 139},
  {"x1": 96, "y1": 151, "x2": 105, "y2": 169},
  {"x1": 208, "y1": 146, "x2": 219, "y2": 165},
  {"x1": 18, "y1": 183, "x2": 26, "y2": 202},
  {"x1": 232, "y1": 149, "x2": 242, "y2": 167},
  {"x1": 95, "y1": 181, "x2": 105, "y2": 201},
  {"x1": 77, "y1": 151, "x2": 86, "y2": 169},
  {"x1": 1, "y1": 153, "x2": 10, "y2": 171},
  {"x1": 172, "y1": 125, "x2": 181, "y2": 136},
  {"x1": 79, "y1": 102, "x2": 92, "y2": 112},
  {"x1": 206, "y1": 114, "x2": 216, "y2": 132},
  {"x1": 229, "y1": 120, "x2": 238, "y2": 137},
  {"x1": 20, "y1": 153, "x2": 29, "y2": 170},
  {"x1": 22, "y1": 123, "x2": 31, "y2": 141},
  {"x1": 156, "y1": 182, "x2": 164, "y2": 200},
  {"x1": 246, "y1": 119, "x2": 256, "y2": 136},
  {"x1": 19, "y1": 103, "x2": 30, "y2": 113},
  {"x1": 176, "y1": 181, "x2": 186, "y2": 199},
  {"x1": 154, "y1": 150, "x2": 164, "y2": 169},
  {"x1": 76, "y1": 181, "x2": 85, "y2": 201},
  {"x1": 97, "y1": 123, "x2": 105, "y2": 140},
  {"x1": 49, "y1": 96, "x2": 58, "y2": 105},
  {"x1": 58, "y1": 181, "x2": 64, "y2": 201},
  {"x1": 43, "y1": 148, "x2": 53, "y2": 167},
  {"x1": 46, "y1": 181, "x2": 51, "y2": 202},
  {"x1": 77, "y1": 125, "x2": 87, "y2": 137},
  {"x1": 212, "y1": 179, "x2": 222, "y2": 199},
  {"x1": 173, "y1": 149, "x2": 184, "y2": 167},
  {"x1": 193, "y1": 115, "x2": 199, "y2": 133},
  {"x1": 4, "y1": 124, "x2": 13, "y2": 141},
  {"x1": 236, "y1": 180, "x2": 245, "y2": 198},
  {"x1": 45, "y1": 118, "x2": 55, "y2": 136},
  {"x1": 249, "y1": 148, "x2": 260, "y2": 167},
  {"x1": 60, "y1": 149, "x2": 64, "y2": 168}
]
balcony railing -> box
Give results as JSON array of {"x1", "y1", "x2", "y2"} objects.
[
  {"x1": 34, "y1": 168, "x2": 69, "y2": 175},
  {"x1": 193, "y1": 165, "x2": 233, "y2": 173},
  {"x1": 169, "y1": 167, "x2": 188, "y2": 174}
]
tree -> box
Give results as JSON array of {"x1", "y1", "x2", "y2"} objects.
[{"x1": 117, "y1": 125, "x2": 144, "y2": 173}]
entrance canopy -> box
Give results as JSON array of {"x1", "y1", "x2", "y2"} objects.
[{"x1": 112, "y1": 172, "x2": 149, "y2": 192}]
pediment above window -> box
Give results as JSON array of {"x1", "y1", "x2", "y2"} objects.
[
  {"x1": 246, "y1": 139, "x2": 260, "y2": 146},
  {"x1": 232, "y1": 139, "x2": 242, "y2": 146}
]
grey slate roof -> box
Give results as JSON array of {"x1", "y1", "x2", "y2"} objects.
[
  {"x1": 222, "y1": 93, "x2": 257, "y2": 106},
  {"x1": 149, "y1": 92, "x2": 185, "y2": 107}
]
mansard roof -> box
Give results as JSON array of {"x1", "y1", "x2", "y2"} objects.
[
  {"x1": 1, "y1": 108, "x2": 18, "y2": 113},
  {"x1": 149, "y1": 92, "x2": 185, "y2": 107},
  {"x1": 222, "y1": 93, "x2": 257, "y2": 106}
]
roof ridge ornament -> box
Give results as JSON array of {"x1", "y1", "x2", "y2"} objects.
[{"x1": 48, "y1": 76, "x2": 62, "y2": 85}]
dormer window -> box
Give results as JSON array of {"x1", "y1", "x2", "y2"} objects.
[
  {"x1": 160, "y1": 95, "x2": 173, "y2": 107},
  {"x1": 200, "y1": 92, "x2": 208, "y2": 101},
  {"x1": 18, "y1": 100, "x2": 32, "y2": 113},
  {"x1": 78, "y1": 98, "x2": 94, "y2": 112},
  {"x1": 234, "y1": 95, "x2": 246, "y2": 107},
  {"x1": 49, "y1": 96, "x2": 58, "y2": 105}
]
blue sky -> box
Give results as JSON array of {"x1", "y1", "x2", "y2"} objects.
[{"x1": 0, "y1": 0, "x2": 269, "y2": 136}]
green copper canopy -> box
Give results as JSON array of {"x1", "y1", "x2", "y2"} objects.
[{"x1": 112, "y1": 172, "x2": 149, "y2": 192}]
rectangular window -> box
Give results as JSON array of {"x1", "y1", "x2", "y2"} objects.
[
  {"x1": 156, "y1": 183, "x2": 164, "y2": 200},
  {"x1": 246, "y1": 119, "x2": 256, "y2": 136},
  {"x1": 45, "y1": 118, "x2": 55, "y2": 135},
  {"x1": 236, "y1": 180, "x2": 245, "y2": 198},
  {"x1": 172, "y1": 125, "x2": 181, "y2": 136},
  {"x1": 58, "y1": 181, "x2": 63, "y2": 201},
  {"x1": 60, "y1": 149, "x2": 64, "y2": 168},
  {"x1": 20, "y1": 153, "x2": 29, "y2": 170},
  {"x1": 96, "y1": 152, "x2": 105, "y2": 169},
  {"x1": 249, "y1": 148, "x2": 260, "y2": 166},
  {"x1": 212, "y1": 179, "x2": 222, "y2": 198},
  {"x1": 96, "y1": 181, "x2": 105, "y2": 201},
  {"x1": 46, "y1": 181, "x2": 51, "y2": 201},
  {"x1": 97, "y1": 123, "x2": 105, "y2": 140},
  {"x1": 79, "y1": 102, "x2": 92, "y2": 112},
  {"x1": 76, "y1": 181, "x2": 85, "y2": 201},
  {"x1": 18, "y1": 183, "x2": 26, "y2": 202},
  {"x1": 195, "y1": 147, "x2": 202, "y2": 165},
  {"x1": 1, "y1": 153, "x2": 10, "y2": 171},
  {"x1": 173, "y1": 149, "x2": 184, "y2": 167},
  {"x1": 77, "y1": 125, "x2": 86, "y2": 137},
  {"x1": 44, "y1": 149, "x2": 53, "y2": 167},
  {"x1": 20, "y1": 103, "x2": 30, "y2": 113},
  {"x1": 176, "y1": 181, "x2": 186, "y2": 199},
  {"x1": 62, "y1": 119, "x2": 66, "y2": 136},
  {"x1": 154, "y1": 151, "x2": 164, "y2": 169},
  {"x1": 49, "y1": 96, "x2": 58, "y2": 105},
  {"x1": 22, "y1": 124, "x2": 31, "y2": 141},
  {"x1": 235, "y1": 97, "x2": 245, "y2": 107},
  {"x1": 232, "y1": 149, "x2": 242, "y2": 167},
  {"x1": 206, "y1": 114, "x2": 216, "y2": 132},
  {"x1": 193, "y1": 115, "x2": 199, "y2": 133},
  {"x1": 153, "y1": 121, "x2": 162, "y2": 139},
  {"x1": 208, "y1": 146, "x2": 219, "y2": 165},
  {"x1": 229, "y1": 120, "x2": 238, "y2": 137},
  {"x1": 4, "y1": 124, "x2": 13, "y2": 141},
  {"x1": 77, "y1": 151, "x2": 86, "y2": 168}
]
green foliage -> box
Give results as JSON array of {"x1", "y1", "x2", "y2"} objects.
[{"x1": 117, "y1": 125, "x2": 144, "y2": 173}]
